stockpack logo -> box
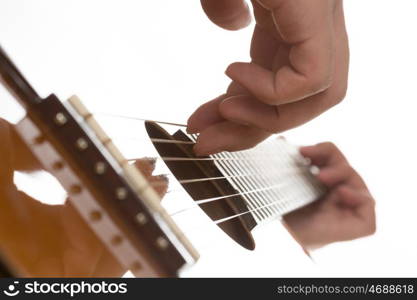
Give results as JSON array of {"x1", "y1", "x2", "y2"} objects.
[{"x1": 3, "y1": 281, "x2": 20, "y2": 297}]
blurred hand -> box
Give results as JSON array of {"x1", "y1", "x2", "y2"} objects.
[
  {"x1": 189, "y1": 0, "x2": 349, "y2": 155},
  {"x1": 283, "y1": 142, "x2": 376, "y2": 250},
  {"x1": 0, "y1": 119, "x2": 168, "y2": 277}
]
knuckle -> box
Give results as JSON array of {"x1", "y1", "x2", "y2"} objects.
[
  {"x1": 318, "y1": 141, "x2": 337, "y2": 152},
  {"x1": 340, "y1": 162, "x2": 354, "y2": 174},
  {"x1": 318, "y1": 142, "x2": 348, "y2": 163}
]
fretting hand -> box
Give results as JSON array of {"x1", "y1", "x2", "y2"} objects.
[
  {"x1": 188, "y1": 0, "x2": 349, "y2": 155},
  {"x1": 283, "y1": 142, "x2": 376, "y2": 251}
]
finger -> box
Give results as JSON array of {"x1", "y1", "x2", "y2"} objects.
[
  {"x1": 187, "y1": 95, "x2": 227, "y2": 134},
  {"x1": 226, "y1": 38, "x2": 332, "y2": 105},
  {"x1": 200, "y1": 0, "x2": 251, "y2": 31},
  {"x1": 227, "y1": 65, "x2": 345, "y2": 131},
  {"x1": 226, "y1": 0, "x2": 334, "y2": 105},
  {"x1": 335, "y1": 186, "x2": 376, "y2": 237},
  {"x1": 215, "y1": 25, "x2": 283, "y2": 132},
  {"x1": 335, "y1": 185, "x2": 371, "y2": 208},
  {"x1": 221, "y1": 45, "x2": 339, "y2": 134},
  {"x1": 134, "y1": 158, "x2": 156, "y2": 177},
  {"x1": 300, "y1": 142, "x2": 347, "y2": 167},
  {"x1": 134, "y1": 159, "x2": 168, "y2": 198},
  {"x1": 317, "y1": 163, "x2": 357, "y2": 188},
  {"x1": 249, "y1": 24, "x2": 280, "y2": 70},
  {"x1": 226, "y1": 80, "x2": 250, "y2": 95},
  {"x1": 193, "y1": 121, "x2": 270, "y2": 155},
  {"x1": 219, "y1": 94, "x2": 280, "y2": 132},
  {"x1": 187, "y1": 81, "x2": 251, "y2": 134},
  {"x1": 149, "y1": 175, "x2": 169, "y2": 198}
]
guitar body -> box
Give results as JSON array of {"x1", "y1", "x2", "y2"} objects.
[{"x1": 0, "y1": 46, "x2": 322, "y2": 277}]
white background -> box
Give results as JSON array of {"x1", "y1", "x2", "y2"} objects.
[{"x1": 0, "y1": 0, "x2": 416, "y2": 276}]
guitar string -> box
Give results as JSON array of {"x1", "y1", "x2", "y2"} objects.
[
  {"x1": 91, "y1": 114, "x2": 317, "y2": 226},
  {"x1": 129, "y1": 155, "x2": 307, "y2": 201},
  {"x1": 93, "y1": 114, "x2": 311, "y2": 179},
  {"x1": 148, "y1": 166, "x2": 307, "y2": 186},
  {"x1": 129, "y1": 155, "x2": 311, "y2": 200},
  {"x1": 181, "y1": 169, "x2": 316, "y2": 236},
  {"x1": 120, "y1": 131, "x2": 312, "y2": 200},
  {"x1": 124, "y1": 132, "x2": 310, "y2": 192},
  {"x1": 112, "y1": 137, "x2": 196, "y2": 145},
  {"x1": 213, "y1": 190, "x2": 304, "y2": 225},
  {"x1": 90, "y1": 117, "x2": 321, "y2": 254},
  {"x1": 103, "y1": 121, "x2": 314, "y2": 216},
  {"x1": 93, "y1": 112, "x2": 187, "y2": 127},
  {"x1": 90, "y1": 114, "x2": 297, "y2": 166},
  {"x1": 167, "y1": 176, "x2": 302, "y2": 217},
  {"x1": 127, "y1": 156, "x2": 305, "y2": 163},
  {"x1": 174, "y1": 182, "x2": 314, "y2": 238},
  {"x1": 146, "y1": 168, "x2": 311, "y2": 208}
]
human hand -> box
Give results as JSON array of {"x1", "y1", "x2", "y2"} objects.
[
  {"x1": 189, "y1": 0, "x2": 349, "y2": 155},
  {"x1": 283, "y1": 142, "x2": 376, "y2": 251},
  {"x1": 0, "y1": 118, "x2": 168, "y2": 277}
]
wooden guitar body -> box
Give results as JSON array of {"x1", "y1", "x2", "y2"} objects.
[{"x1": 0, "y1": 46, "x2": 324, "y2": 277}]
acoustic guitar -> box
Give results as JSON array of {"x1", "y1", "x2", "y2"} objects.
[{"x1": 0, "y1": 46, "x2": 325, "y2": 277}]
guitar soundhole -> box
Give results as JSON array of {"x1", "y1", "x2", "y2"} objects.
[{"x1": 145, "y1": 122, "x2": 256, "y2": 250}]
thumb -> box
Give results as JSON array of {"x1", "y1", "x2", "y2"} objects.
[{"x1": 200, "y1": 0, "x2": 251, "y2": 31}]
